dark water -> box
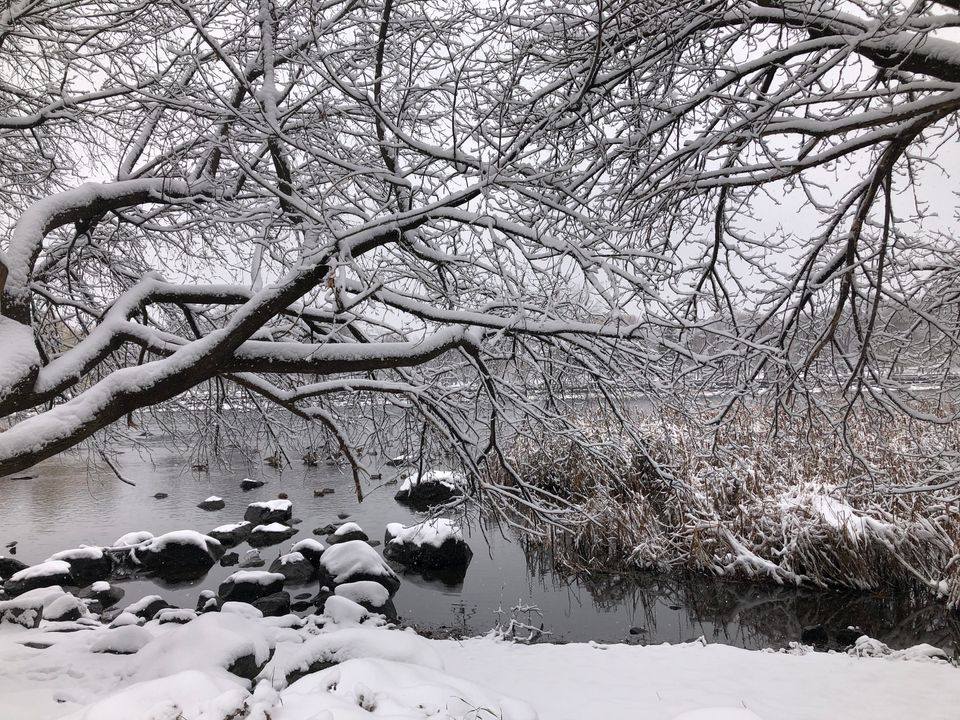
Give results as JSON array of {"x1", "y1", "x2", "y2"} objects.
[{"x1": 1, "y1": 434, "x2": 958, "y2": 656}]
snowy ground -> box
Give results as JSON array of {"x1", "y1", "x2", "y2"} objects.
[{"x1": 1, "y1": 590, "x2": 958, "y2": 720}]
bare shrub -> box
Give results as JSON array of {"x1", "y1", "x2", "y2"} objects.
[{"x1": 484, "y1": 407, "x2": 960, "y2": 608}]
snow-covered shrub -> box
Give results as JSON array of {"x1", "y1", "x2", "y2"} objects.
[{"x1": 485, "y1": 407, "x2": 960, "y2": 607}]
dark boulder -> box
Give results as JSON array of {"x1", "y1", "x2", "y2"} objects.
[
  {"x1": 78, "y1": 582, "x2": 125, "y2": 611},
  {"x1": 220, "y1": 552, "x2": 240, "y2": 567},
  {"x1": 383, "y1": 520, "x2": 473, "y2": 574},
  {"x1": 0, "y1": 556, "x2": 28, "y2": 580},
  {"x1": 218, "y1": 570, "x2": 285, "y2": 604},
  {"x1": 153, "y1": 493, "x2": 168, "y2": 499},
  {"x1": 247, "y1": 523, "x2": 298, "y2": 547},
  {"x1": 269, "y1": 552, "x2": 316, "y2": 585},
  {"x1": 393, "y1": 470, "x2": 464, "y2": 509},
  {"x1": 198, "y1": 496, "x2": 226, "y2": 511},
  {"x1": 239, "y1": 549, "x2": 265, "y2": 568},
  {"x1": 123, "y1": 594, "x2": 174, "y2": 621},
  {"x1": 130, "y1": 531, "x2": 224, "y2": 581},
  {"x1": 313, "y1": 524, "x2": 338, "y2": 536},
  {"x1": 3, "y1": 560, "x2": 73, "y2": 596},
  {"x1": 290, "y1": 539, "x2": 325, "y2": 566},
  {"x1": 48, "y1": 547, "x2": 113, "y2": 586},
  {"x1": 208, "y1": 522, "x2": 252, "y2": 547},
  {"x1": 240, "y1": 478, "x2": 266, "y2": 491},
  {"x1": 326, "y1": 522, "x2": 368, "y2": 545},
  {"x1": 243, "y1": 499, "x2": 293, "y2": 525},
  {"x1": 196, "y1": 590, "x2": 220, "y2": 614},
  {"x1": 252, "y1": 591, "x2": 291, "y2": 618}
]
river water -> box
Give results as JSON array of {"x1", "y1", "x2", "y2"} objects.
[{"x1": 1, "y1": 432, "x2": 958, "y2": 656}]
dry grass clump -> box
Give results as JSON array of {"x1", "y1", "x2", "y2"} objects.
[{"x1": 484, "y1": 408, "x2": 960, "y2": 608}]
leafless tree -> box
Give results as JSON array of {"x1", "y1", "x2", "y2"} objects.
[{"x1": 2, "y1": 0, "x2": 960, "y2": 495}]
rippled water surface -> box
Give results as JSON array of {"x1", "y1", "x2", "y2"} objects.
[{"x1": 2, "y1": 432, "x2": 958, "y2": 654}]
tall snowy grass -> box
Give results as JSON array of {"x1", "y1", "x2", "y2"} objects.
[{"x1": 484, "y1": 408, "x2": 960, "y2": 608}]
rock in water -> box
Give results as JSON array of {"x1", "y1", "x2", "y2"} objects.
[
  {"x1": 247, "y1": 523, "x2": 298, "y2": 547},
  {"x1": 383, "y1": 519, "x2": 473, "y2": 573},
  {"x1": 218, "y1": 570, "x2": 285, "y2": 604},
  {"x1": 269, "y1": 552, "x2": 316, "y2": 585},
  {"x1": 197, "y1": 496, "x2": 226, "y2": 511},
  {"x1": 326, "y1": 521, "x2": 368, "y2": 545},
  {"x1": 208, "y1": 521, "x2": 252, "y2": 547},
  {"x1": 244, "y1": 499, "x2": 293, "y2": 525},
  {"x1": 129, "y1": 531, "x2": 224, "y2": 581},
  {"x1": 393, "y1": 470, "x2": 464, "y2": 509},
  {"x1": 319, "y1": 540, "x2": 400, "y2": 595}
]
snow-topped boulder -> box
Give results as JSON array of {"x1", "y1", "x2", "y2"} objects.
[
  {"x1": 218, "y1": 570, "x2": 285, "y2": 604},
  {"x1": 244, "y1": 498, "x2": 293, "y2": 525},
  {"x1": 207, "y1": 521, "x2": 252, "y2": 547},
  {"x1": 197, "y1": 496, "x2": 226, "y2": 511},
  {"x1": 319, "y1": 540, "x2": 400, "y2": 595},
  {"x1": 0, "y1": 585, "x2": 65, "y2": 627},
  {"x1": 290, "y1": 538, "x2": 325, "y2": 566},
  {"x1": 196, "y1": 589, "x2": 219, "y2": 614},
  {"x1": 240, "y1": 477, "x2": 265, "y2": 491},
  {"x1": 383, "y1": 518, "x2": 473, "y2": 574},
  {"x1": 48, "y1": 546, "x2": 113, "y2": 585},
  {"x1": 129, "y1": 530, "x2": 224, "y2": 580},
  {"x1": 268, "y1": 552, "x2": 316, "y2": 585},
  {"x1": 394, "y1": 469, "x2": 464, "y2": 508},
  {"x1": 43, "y1": 593, "x2": 88, "y2": 622},
  {"x1": 248, "y1": 522, "x2": 298, "y2": 547},
  {"x1": 123, "y1": 595, "x2": 174, "y2": 621},
  {"x1": 79, "y1": 581, "x2": 125, "y2": 611},
  {"x1": 334, "y1": 580, "x2": 398, "y2": 621},
  {"x1": 326, "y1": 521, "x2": 368, "y2": 545},
  {"x1": 3, "y1": 560, "x2": 73, "y2": 596}
]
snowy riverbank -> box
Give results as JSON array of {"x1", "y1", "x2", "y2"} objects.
[{"x1": 1, "y1": 589, "x2": 958, "y2": 720}]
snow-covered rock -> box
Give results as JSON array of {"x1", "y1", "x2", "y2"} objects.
[
  {"x1": 218, "y1": 570, "x2": 285, "y2": 604},
  {"x1": 48, "y1": 546, "x2": 113, "y2": 585},
  {"x1": 3, "y1": 559, "x2": 73, "y2": 596},
  {"x1": 241, "y1": 477, "x2": 266, "y2": 491},
  {"x1": 123, "y1": 595, "x2": 175, "y2": 621},
  {"x1": 290, "y1": 538, "x2": 325, "y2": 566},
  {"x1": 129, "y1": 530, "x2": 224, "y2": 580},
  {"x1": 197, "y1": 496, "x2": 226, "y2": 511},
  {"x1": 319, "y1": 540, "x2": 400, "y2": 595},
  {"x1": 383, "y1": 519, "x2": 473, "y2": 574},
  {"x1": 326, "y1": 521, "x2": 368, "y2": 545},
  {"x1": 394, "y1": 469, "x2": 464, "y2": 508},
  {"x1": 334, "y1": 581, "x2": 397, "y2": 621},
  {"x1": 43, "y1": 593, "x2": 88, "y2": 622},
  {"x1": 269, "y1": 552, "x2": 316, "y2": 585},
  {"x1": 79, "y1": 581, "x2": 125, "y2": 612},
  {"x1": 207, "y1": 521, "x2": 252, "y2": 547},
  {"x1": 248, "y1": 522, "x2": 298, "y2": 547},
  {"x1": 244, "y1": 499, "x2": 293, "y2": 525}
]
